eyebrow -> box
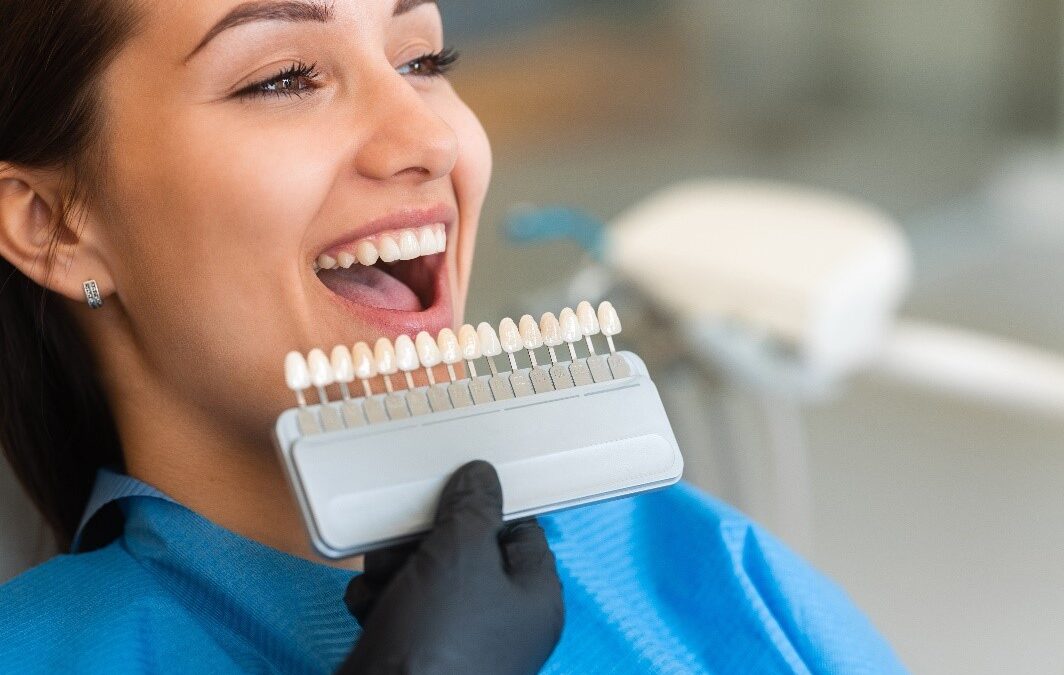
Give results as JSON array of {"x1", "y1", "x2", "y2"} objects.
[{"x1": 185, "y1": 0, "x2": 437, "y2": 63}]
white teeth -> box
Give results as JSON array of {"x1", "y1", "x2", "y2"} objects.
[
  {"x1": 477, "y1": 322, "x2": 502, "y2": 357},
  {"x1": 331, "y1": 345, "x2": 355, "y2": 383},
  {"x1": 539, "y1": 312, "x2": 563, "y2": 347},
  {"x1": 307, "y1": 349, "x2": 334, "y2": 388},
  {"x1": 459, "y1": 324, "x2": 482, "y2": 360},
  {"x1": 437, "y1": 328, "x2": 461, "y2": 365},
  {"x1": 398, "y1": 229, "x2": 420, "y2": 260},
  {"x1": 285, "y1": 351, "x2": 311, "y2": 391},
  {"x1": 519, "y1": 315, "x2": 543, "y2": 350},
  {"x1": 558, "y1": 307, "x2": 581, "y2": 343},
  {"x1": 416, "y1": 331, "x2": 442, "y2": 367},
  {"x1": 356, "y1": 241, "x2": 379, "y2": 266},
  {"x1": 395, "y1": 335, "x2": 419, "y2": 373},
  {"x1": 576, "y1": 301, "x2": 600, "y2": 336},
  {"x1": 598, "y1": 301, "x2": 621, "y2": 337},
  {"x1": 353, "y1": 342, "x2": 377, "y2": 379},
  {"x1": 374, "y1": 337, "x2": 398, "y2": 375},
  {"x1": 378, "y1": 235, "x2": 401, "y2": 263},
  {"x1": 498, "y1": 318, "x2": 522, "y2": 354},
  {"x1": 316, "y1": 224, "x2": 448, "y2": 273},
  {"x1": 419, "y1": 228, "x2": 438, "y2": 255}
]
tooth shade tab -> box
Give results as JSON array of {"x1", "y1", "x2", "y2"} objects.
[
  {"x1": 558, "y1": 307, "x2": 582, "y2": 361},
  {"x1": 498, "y1": 318, "x2": 522, "y2": 354},
  {"x1": 477, "y1": 322, "x2": 502, "y2": 357},
  {"x1": 307, "y1": 349, "x2": 334, "y2": 387},
  {"x1": 395, "y1": 335, "x2": 419, "y2": 372},
  {"x1": 559, "y1": 308, "x2": 581, "y2": 343},
  {"x1": 459, "y1": 324, "x2": 482, "y2": 360},
  {"x1": 353, "y1": 342, "x2": 377, "y2": 379},
  {"x1": 598, "y1": 301, "x2": 622, "y2": 353},
  {"x1": 540, "y1": 312, "x2": 563, "y2": 347},
  {"x1": 519, "y1": 315, "x2": 543, "y2": 350},
  {"x1": 285, "y1": 352, "x2": 312, "y2": 406},
  {"x1": 416, "y1": 331, "x2": 442, "y2": 368},
  {"x1": 331, "y1": 346, "x2": 355, "y2": 383},
  {"x1": 374, "y1": 338, "x2": 398, "y2": 375},
  {"x1": 437, "y1": 328, "x2": 461, "y2": 364},
  {"x1": 576, "y1": 301, "x2": 600, "y2": 336}
]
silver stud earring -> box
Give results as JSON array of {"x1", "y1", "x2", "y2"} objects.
[{"x1": 83, "y1": 280, "x2": 104, "y2": 309}]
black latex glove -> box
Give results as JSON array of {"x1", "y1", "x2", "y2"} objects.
[{"x1": 336, "y1": 460, "x2": 564, "y2": 675}]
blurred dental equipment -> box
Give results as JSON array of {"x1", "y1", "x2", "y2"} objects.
[
  {"x1": 277, "y1": 302, "x2": 682, "y2": 558},
  {"x1": 506, "y1": 179, "x2": 1064, "y2": 552}
]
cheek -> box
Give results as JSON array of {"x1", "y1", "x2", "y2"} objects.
[
  {"x1": 439, "y1": 95, "x2": 492, "y2": 305},
  {"x1": 103, "y1": 113, "x2": 340, "y2": 425}
]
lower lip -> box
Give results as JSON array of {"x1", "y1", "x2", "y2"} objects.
[{"x1": 320, "y1": 256, "x2": 453, "y2": 337}]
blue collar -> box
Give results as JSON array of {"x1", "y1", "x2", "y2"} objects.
[{"x1": 72, "y1": 468, "x2": 175, "y2": 553}]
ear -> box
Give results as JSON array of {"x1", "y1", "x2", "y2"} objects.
[{"x1": 0, "y1": 164, "x2": 115, "y2": 304}]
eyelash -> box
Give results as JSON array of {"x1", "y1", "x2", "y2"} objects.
[{"x1": 235, "y1": 47, "x2": 460, "y2": 100}]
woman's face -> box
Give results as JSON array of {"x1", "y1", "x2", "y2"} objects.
[{"x1": 90, "y1": 0, "x2": 490, "y2": 435}]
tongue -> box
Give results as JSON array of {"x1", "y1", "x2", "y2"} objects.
[{"x1": 319, "y1": 265, "x2": 423, "y2": 312}]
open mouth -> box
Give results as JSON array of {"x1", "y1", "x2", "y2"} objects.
[{"x1": 315, "y1": 222, "x2": 448, "y2": 314}]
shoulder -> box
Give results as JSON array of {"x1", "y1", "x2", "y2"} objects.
[{"x1": 0, "y1": 542, "x2": 177, "y2": 672}]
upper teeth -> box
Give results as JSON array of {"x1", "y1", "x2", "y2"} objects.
[{"x1": 317, "y1": 224, "x2": 447, "y2": 271}]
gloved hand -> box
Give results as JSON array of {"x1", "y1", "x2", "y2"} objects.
[{"x1": 336, "y1": 460, "x2": 564, "y2": 675}]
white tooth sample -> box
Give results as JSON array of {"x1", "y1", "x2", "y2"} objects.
[
  {"x1": 458, "y1": 324, "x2": 481, "y2": 377},
  {"x1": 576, "y1": 301, "x2": 600, "y2": 335},
  {"x1": 374, "y1": 337, "x2": 398, "y2": 392},
  {"x1": 435, "y1": 225, "x2": 446, "y2": 252},
  {"x1": 395, "y1": 335, "x2": 419, "y2": 388},
  {"x1": 356, "y1": 240, "x2": 379, "y2": 266},
  {"x1": 353, "y1": 341, "x2": 377, "y2": 396},
  {"x1": 307, "y1": 348, "x2": 334, "y2": 402},
  {"x1": 317, "y1": 254, "x2": 337, "y2": 270},
  {"x1": 518, "y1": 314, "x2": 543, "y2": 367},
  {"x1": 418, "y1": 227, "x2": 438, "y2": 255},
  {"x1": 477, "y1": 322, "x2": 502, "y2": 356},
  {"x1": 416, "y1": 331, "x2": 442, "y2": 366},
  {"x1": 437, "y1": 328, "x2": 461, "y2": 363},
  {"x1": 416, "y1": 331, "x2": 442, "y2": 385},
  {"x1": 378, "y1": 235, "x2": 401, "y2": 263},
  {"x1": 331, "y1": 345, "x2": 355, "y2": 399},
  {"x1": 498, "y1": 317, "x2": 522, "y2": 371},
  {"x1": 539, "y1": 312, "x2": 563, "y2": 364},
  {"x1": 285, "y1": 351, "x2": 312, "y2": 405},
  {"x1": 437, "y1": 328, "x2": 461, "y2": 381},
  {"x1": 597, "y1": 301, "x2": 622, "y2": 353},
  {"x1": 518, "y1": 315, "x2": 543, "y2": 349},
  {"x1": 398, "y1": 229, "x2": 420, "y2": 260},
  {"x1": 477, "y1": 322, "x2": 502, "y2": 375},
  {"x1": 331, "y1": 345, "x2": 355, "y2": 382},
  {"x1": 558, "y1": 307, "x2": 582, "y2": 360},
  {"x1": 576, "y1": 300, "x2": 601, "y2": 354},
  {"x1": 337, "y1": 252, "x2": 356, "y2": 269}
]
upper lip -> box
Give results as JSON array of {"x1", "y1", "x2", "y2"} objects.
[{"x1": 314, "y1": 203, "x2": 458, "y2": 260}]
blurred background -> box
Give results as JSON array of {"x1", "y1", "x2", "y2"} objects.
[
  {"x1": 2, "y1": 1, "x2": 1062, "y2": 672},
  {"x1": 443, "y1": 1, "x2": 1063, "y2": 673}
]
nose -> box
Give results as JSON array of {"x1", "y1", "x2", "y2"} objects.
[{"x1": 353, "y1": 70, "x2": 459, "y2": 183}]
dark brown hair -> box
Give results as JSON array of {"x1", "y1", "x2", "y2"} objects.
[{"x1": 0, "y1": 0, "x2": 138, "y2": 550}]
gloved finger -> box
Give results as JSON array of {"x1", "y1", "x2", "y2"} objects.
[
  {"x1": 432, "y1": 460, "x2": 504, "y2": 537},
  {"x1": 343, "y1": 542, "x2": 419, "y2": 621},
  {"x1": 499, "y1": 518, "x2": 556, "y2": 580}
]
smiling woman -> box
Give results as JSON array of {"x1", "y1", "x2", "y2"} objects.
[{"x1": 0, "y1": 0, "x2": 906, "y2": 673}]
